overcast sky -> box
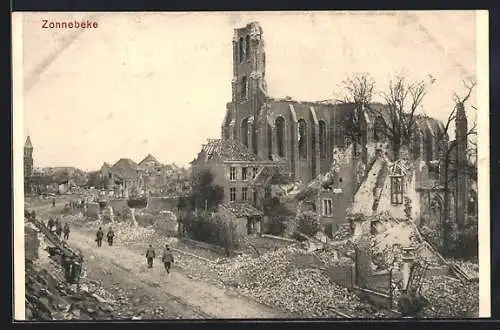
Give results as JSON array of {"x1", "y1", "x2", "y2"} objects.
[{"x1": 20, "y1": 11, "x2": 479, "y2": 171}]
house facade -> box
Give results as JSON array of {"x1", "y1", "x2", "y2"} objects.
[{"x1": 190, "y1": 139, "x2": 283, "y2": 205}]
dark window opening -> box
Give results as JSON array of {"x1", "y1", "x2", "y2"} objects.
[
  {"x1": 241, "y1": 76, "x2": 247, "y2": 100},
  {"x1": 276, "y1": 117, "x2": 285, "y2": 158},
  {"x1": 390, "y1": 176, "x2": 404, "y2": 205},
  {"x1": 241, "y1": 118, "x2": 249, "y2": 147},
  {"x1": 229, "y1": 167, "x2": 236, "y2": 181},
  {"x1": 230, "y1": 187, "x2": 236, "y2": 202},
  {"x1": 298, "y1": 119, "x2": 307, "y2": 159},
  {"x1": 319, "y1": 120, "x2": 327, "y2": 159},
  {"x1": 322, "y1": 199, "x2": 333, "y2": 216},
  {"x1": 239, "y1": 37, "x2": 244, "y2": 63},
  {"x1": 242, "y1": 187, "x2": 248, "y2": 201},
  {"x1": 245, "y1": 35, "x2": 250, "y2": 59},
  {"x1": 264, "y1": 186, "x2": 271, "y2": 199},
  {"x1": 242, "y1": 167, "x2": 248, "y2": 181}
]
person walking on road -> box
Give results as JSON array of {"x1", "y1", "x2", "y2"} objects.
[
  {"x1": 161, "y1": 244, "x2": 174, "y2": 274},
  {"x1": 106, "y1": 227, "x2": 115, "y2": 246},
  {"x1": 55, "y1": 221, "x2": 63, "y2": 238},
  {"x1": 52, "y1": 198, "x2": 56, "y2": 207},
  {"x1": 146, "y1": 245, "x2": 156, "y2": 269},
  {"x1": 63, "y1": 223, "x2": 70, "y2": 240},
  {"x1": 96, "y1": 227, "x2": 104, "y2": 247}
]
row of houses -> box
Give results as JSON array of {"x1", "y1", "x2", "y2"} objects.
[{"x1": 97, "y1": 154, "x2": 190, "y2": 198}]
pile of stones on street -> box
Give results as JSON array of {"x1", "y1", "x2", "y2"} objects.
[{"x1": 212, "y1": 246, "x2": 382, "y2": 318}]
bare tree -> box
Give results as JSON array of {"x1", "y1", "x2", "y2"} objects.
[
  {"x1": 374, "y1": 75, "x2": 428, "y2": 158},
  {"x1": 338, "y1": 73, "x2": 376, "y2": 147},
  {"x1": 433, "y1": 80, "x2": 477, "y2": 252}
]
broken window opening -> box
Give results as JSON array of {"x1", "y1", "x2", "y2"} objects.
[
  {"x1": 241, "y1": 118, "x2": 249, "y2": 147},
  {"x1": 245, "y1": 35, "x2": 250, "y2": 60},
  {"x1": 390, "y1": 176, "x2": 404, "y2": 205},
  {"x1": 298, "y1": 119, "x2": 307, "y2": 159},
  {"x1": 276, "y1": 117, "x2": 286, "y2": 158},
  {"x1": 238, "y1": 37, "x2": 244, "y2": 63},
  {"x1": 252, "y1": 167, "x2": 259, "y2": 179},
  {"x1": 319, "y1": 120, "x2": 327, "y2": 159}
]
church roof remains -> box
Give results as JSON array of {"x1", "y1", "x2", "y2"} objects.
[{"x1": 197, "y1": 139, "x2": 261, "y2": 162}]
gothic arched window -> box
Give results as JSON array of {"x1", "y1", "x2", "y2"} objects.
[
  {"x1": 241, "y1": 118, "x2": 249, "y2": 147},
  {"x1": 245, "y1": 35, "x2": 250, "y2": 60},
  {"x1": 241, "y1": 76, "x2": 247, "y2": 100},
  {"x1": 239, "y1": 37, "x2": 244, "y2": 63},
  {"x1": 319, "y1": 120, "x2": 327, "y2": 159},
  {"x1": 276, "y1": 117, "x2": 285, "y2": 157},
  {"x1": 298, "y1": 119, "x2": 307, "y2": 159}
]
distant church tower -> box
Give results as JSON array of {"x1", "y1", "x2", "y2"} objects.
[
  {"x1": 455, "y1": 103, "x2": 469, "y2": 226},
  {"x1": 24, "y1": 136, "x2": 33, "y2": 194},
  {"x1": 230, "y1": 22, "x2": 267, "y2": 155}
]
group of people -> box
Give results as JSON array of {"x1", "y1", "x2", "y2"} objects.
[
  {"x1": 146, "y1": 244, "x2": 175, "y2": 273},
  {"x1": 95, "y1": 227, "x2": 115, "y2": 247},
  {"x1": 93, "y1": 228, "x2": 174, "y2": 274},
  {"x1": 47, "y1": 217, "x2": 71, "y2": 240}
]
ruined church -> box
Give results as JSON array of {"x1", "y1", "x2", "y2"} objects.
[
  {"x1": 217, "y1": 22, "x2": 476, "y2": 230},
  {"x1": 220, "y1": 22, "x2": 446, "y2": 184}
]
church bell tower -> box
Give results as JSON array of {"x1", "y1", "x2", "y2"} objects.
[{"x1": 231, "y1": 22, "x2": 268, "y2": 154}]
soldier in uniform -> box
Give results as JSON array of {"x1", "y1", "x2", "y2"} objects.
[
  {"x1": 161, "y1": 244, "x2": 174, "y2": 273},
  {"x1": 96, "y1": 227, "x2": 104, "y2": 247},
  {"x1": 145, "y1": 245, "x2": 156, "y2": 269}
]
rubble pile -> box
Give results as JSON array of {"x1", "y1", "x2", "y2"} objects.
[
  {"x1": 363, "y1": 214, "x2": 444, "y2": 269},
  {"x1": 25, "y1": 260, "x2": 117, "y2": 320},
  {"x1": 314, "y1": 248, "x2": 354, "y2": 267},
  {"x1": 420, "y1": 275, "x2": 479, "y2": 318},
  {"x1": 332, "y1": 223, "x2": 353, "y2": 241},
  {"x1": 213, "y1": 246, "x2": 375, "y2": 318}
]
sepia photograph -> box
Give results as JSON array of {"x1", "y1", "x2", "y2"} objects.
[{"x1": 12, "y1": 11, "x2": 489, "y2": 320}]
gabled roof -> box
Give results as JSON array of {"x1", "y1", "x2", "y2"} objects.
[
  {"x1": 139, "y1": 154, "x2": 162, "y2": 167},
  {"x1": 100, "y1": 162, "x2": 111, "y2": 172},
  {"x1": 219, "y1": 202, "x2": 263, "y2": 218},
  {"x1": 110, "y1": 158, "x2": 139, "y2": 179},
  {"x1": 196, "y1": 139, "x2": 261, "y2": 162}
]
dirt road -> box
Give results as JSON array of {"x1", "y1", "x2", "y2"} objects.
[{"x1": 67, "y1": 228, "x2": 287, "y2": 319}]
